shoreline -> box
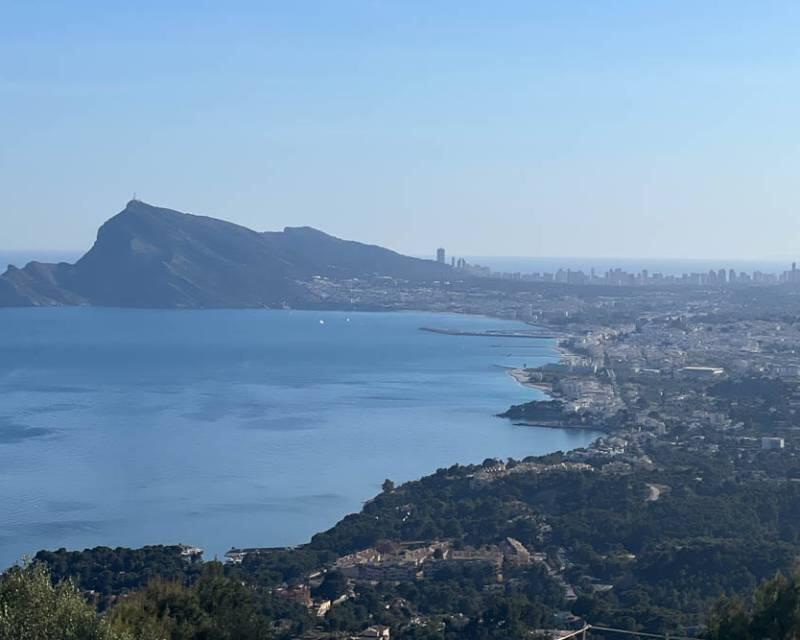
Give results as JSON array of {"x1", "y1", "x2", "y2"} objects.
[
  {"x1": 510, "y1": 421, "x2": 603, "y2": 431},
  {"x1": 500, "y1": 338, "x2": 611, "y2": 433},
  {"x1": 0, "y1": 310, "x2": 594, "y2": 569},
  {"x1": 504, "y1": 366, "x2": 604, "y2": 432},
  {"x1": 504, "y1": 336, "x2": 574, "y2": 396},
  {"x1": 506, "y1": 367, "x2": 552, "y2": 394}
]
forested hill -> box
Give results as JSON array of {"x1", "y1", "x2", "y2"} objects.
[
  {"x1": 0, "y1": 200, "x2": 451, "y2": 308},
  {"x1": 23, "y1": 445, "x2": 800, "y2": 638}
]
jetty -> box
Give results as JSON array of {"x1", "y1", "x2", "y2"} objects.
[{"x1": 419, "y1": 327, "x2": 562, "y2": 339}]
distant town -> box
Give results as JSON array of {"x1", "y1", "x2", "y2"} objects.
[{"x1": 435, "y1": 247, "x2": 800, "y2": 287}]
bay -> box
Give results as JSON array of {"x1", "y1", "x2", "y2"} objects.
[{"x1": 0, "y1": 308, "x2": 600, "y2": 567}]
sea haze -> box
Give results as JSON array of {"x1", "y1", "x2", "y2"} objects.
[{"x1": 0, "y1": 309, "x2": 600, "y2": 567}]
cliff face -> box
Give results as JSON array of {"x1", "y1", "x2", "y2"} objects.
[{"x1": 0, "y1": 201, "x2": 450, "y2": 308}]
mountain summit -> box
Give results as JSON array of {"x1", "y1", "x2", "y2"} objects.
[{"x1": 0, "y1": 201, "x2": 450, "y2": 308}]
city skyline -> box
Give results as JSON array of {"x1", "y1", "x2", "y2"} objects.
[
  {"x1": 1, "y1": 240, "x2": 797, "y2": 285},
  {"x1": 435, "y1": 249, "x2": 800, "y2": 286}
]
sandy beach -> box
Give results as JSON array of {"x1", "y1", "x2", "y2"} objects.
[{"x1": 506, "y1": 367, "x2": 551, "y2": 394}]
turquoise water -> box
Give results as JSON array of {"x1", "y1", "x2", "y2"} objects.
[{"x1": 0, "y1": 309, "x2": 600, "y2": 567}]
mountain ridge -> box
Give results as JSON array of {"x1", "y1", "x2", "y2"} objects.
[{"x1": 0, "y1": 201, "x2": 452, "y2": 308}]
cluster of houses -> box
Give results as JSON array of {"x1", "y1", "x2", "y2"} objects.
[{"x1": 333, "y1": 537, "x2": 533, "y2": 584}]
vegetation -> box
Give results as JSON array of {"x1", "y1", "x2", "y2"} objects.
[
  {"x1": 107, "y1": 563, "x2": 278, "y2": 640},
  {"x1": 4, "y1": 444, "x2": 796, "y2": 638},
  {"x1": 0, "y1": 562, "x2": 124, "y2": 640},
  {"x1": 706, "y1": 568, "x2": 800, "y2": 640},
  {"x1": 34, "y1": 545, "x2": 203, "y2": 610}
]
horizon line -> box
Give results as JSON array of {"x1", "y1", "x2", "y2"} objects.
[{"x1": 2, "y1": 247, "x2": 797, "y2": 269}]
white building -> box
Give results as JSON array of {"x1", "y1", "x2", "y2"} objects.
[{"x1": 762, "y1": 437, "x2": 785, "y2": 450}]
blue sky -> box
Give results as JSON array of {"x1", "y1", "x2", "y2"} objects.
[{"x1": 2, "y1": 1, "x2": 800, "y2": 260}]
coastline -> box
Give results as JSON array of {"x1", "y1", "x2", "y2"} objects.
[
  {"x1": 501, "y1": 337, "x2": 611, "y2": 433},
  {"x1": 0, "y1": 309, "x2": 597, "y2": 569},
  {"x1": 506, "y1": 366, "x2": 551, "y2": 394},
  {"x1": 504, "y1": 336, "x2": 574, "y2": 396}
]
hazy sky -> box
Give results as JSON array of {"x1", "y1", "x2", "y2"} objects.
[{"x1": 2, "y1": 1, "x2": 800, "y2": 260}]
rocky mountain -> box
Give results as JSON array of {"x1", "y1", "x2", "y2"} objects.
[{"x1": 0, "y1": 200, "x2": 451, "y2": 308}]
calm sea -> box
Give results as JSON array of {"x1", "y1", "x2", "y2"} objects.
[{"x1": 0, "y1": 309, "x2": 600, "y2": 567}]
